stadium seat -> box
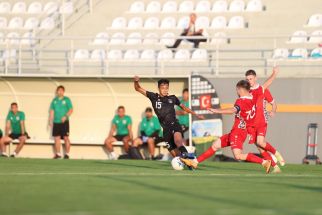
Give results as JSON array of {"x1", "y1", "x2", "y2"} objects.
[
  {"x1": 246, "y1": 0, "x2": 263, "y2": 12},
  {"x1": 40, "y1": 17, "x2": 55, "y2": 29},
  {"x1": 141, "y1": 49, "x2": 155, "y2": 60},
  {"x1": 273, "y1": 48, "x2": 289, "y2": 59},
  {"x1": 229, "y1": 0, "x2": 245, "y2": 12},
  {"x1": 310, "y1": 48, "x2": 322, "y2": 58},
  {"x1": 110, "y1": 32, "x2": 125, "y2": 45},
  {"x1": 195, "y1": 1, "x2": 211, "y2": 12},
  {"x1": 128, "y1": 17, "x2": 143, "y2": 29},
  {"x1": 0, "y1": 32, "x2": 4, "y2": 43},
  {"x1": 111, "y1": 17, "x2": 127, "y2": 29},
  {"x1": 160, "y1": 32, "x2": 175, "y2": 46},
  {"x1": 174, "y1": 49, "x2": 190, "y2": 60},
  {"x1": 161, "y1": 17, "x2": 176, "y2": 29},
  {"x1": 289, "y1": 31, "x2": 307, "y2": 43},
  {"x1": 43, "y1": 2, "x2": 58, "y2": 14},
  {"x1": 8, "y1": 17, "x2": 23, "y2": 29},
  {"x1": 0, "y1": 17, "x2": 7, "y2": 28},
  {"x1": 308, "y1": 30, "x2": 322, "y2": 43},
  {"x1": 24, "y1": 17, "x2": 40, "y2": 29},
  {"x1": 60, "y1": 2, "x2": 73, "y2": 14},
  {"x1": 195, "y1": 16, "x2": 210, "y2": 30},
  {"x1": 28, "y1": 2, "x2": 42, "y2": 14},
  {"x1": 0, "y1": 2, "x2": 11, "y2": 13},
  {"x1": 177, "y1": 16, "x2": 190, "y2": 28},
  {"x1": 124, "y1": 49, "x2": 140, "y2": 60},
  {"x1": 91, "y1": 49, "x2": 106, "y2": 60},
  {"x1": 107, "y1": 50, "x2": 123, "y2": 60},
  {"x1": 129, "y1": 1, "x2": 145, "y2": 13},
  {"x1": 6, "y1": 32, "x2": 20, "y2": 45},
  {"x1": 2, "y1": 49, "x2": 17, "y2": 60},
  {"x1": 211, "y1": 16, "x2": 227, "y2": 29},
  {"x1": 12, "y1": 2, "x2": 26, "y2": 13},
  {"x1": 192, "y1": 49, "x2": 208, "y2": 60},
  {"x1": 74, "y1": 49, "x2": 90, "y2": 60},
  {"x1": 291, "y1": 48, "x2": 308, "y2": 58},
  {"x1": 228, "y1": 16, "x2": 245, "y2": 29},
  {"x1": 211, "y1": 32, "x2": 227, "y2": 44},
  {"x1": 144, "y1": 17, "x2": 159, "y2": 29},
  {"x1": 21, "y1": 32, "x2": 35, "y2": 46},
  {"x1": 212, "y1": 0, "x2": 227, "y2": 12},
  {"x1": 307, "y1": 14, "x2": 322, "y2": 27},
  {"x1": 146, "y1": 1, "x2": 161, "y2": 13},
  {"x1": 162, "y1": 1, "x2": 177, "y2": 13},
  {"x1": 158, "y1": 49, "x2": 173, "y2": 60},
  {"x1": 143, "y1": 33, "x2": 159, "y2": 44},
  {"x1": 179, "y1": 1, "x2": 194, "y2": 12},
  {"x1": 93, "y1": 32, "x2": 109, "y2": 45},
  {"x1": 127, "y1": 32, "x2": 142, "y2": 44}
]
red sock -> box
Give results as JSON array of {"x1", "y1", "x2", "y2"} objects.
[
  {"x1": 264, "y1": 142, "x2": 276, "y2": 154},
  {"x1": 261, "y1": 151, "x2": 276, "y2": 167},
  {"x1": 246, "y1": 153, "x2": 263, "y2": 164},
  {"x1": 197, "y1": 147, "x2": 216, "y2": 163}
]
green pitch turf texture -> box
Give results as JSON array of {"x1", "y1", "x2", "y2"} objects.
[{"x1": 0, "y1": 159, "x2": 321, "y2": 215}]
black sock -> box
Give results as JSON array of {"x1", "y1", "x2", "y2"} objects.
[{"x1": 178, "y1": 146, "x2": 188, "y2": 158}]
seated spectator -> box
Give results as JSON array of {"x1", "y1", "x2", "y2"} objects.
[
  {"x1": 104, "y1": 106, "x2": 133, "y2": 160},
  {"x1": 167, "y1": 13, "x2": 207, "y2": 49},
  {"x1": 176, "y1": 88, "x2": 190, "y2": 144},
  {"x1": 132, "y1": 107, "x2": 163, "y2": 160},
  {"x1": 0, "y1": 103, "x2": 29, "y2": 158}
]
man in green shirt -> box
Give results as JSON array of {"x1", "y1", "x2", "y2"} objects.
[
  {"x1": 104, "y1": 106, "x2": 133, "y2": 160},
  {"x1": 0, "y1": 103, "x2": 28, "y2": 158},
  {"x1": 132, "y1": 107, "x2": 163, "y2": 160},
  {"x1": 176, "y1": 89, "x2": 190, "y2": 144},
  {"x1": 49, "y1": 85, "x2": 73, "y2": 159}
]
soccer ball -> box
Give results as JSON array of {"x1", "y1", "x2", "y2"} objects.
[{"x1": 171, "y1": 157, "x2": 185, "y2": 171}]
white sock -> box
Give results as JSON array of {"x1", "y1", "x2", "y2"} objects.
[
  {"x1": 13, "y1": 152, "x2": 17, "y2": 156},
  {"x1": 56, "y1": 152, "x2": 61, "y2": 156}
]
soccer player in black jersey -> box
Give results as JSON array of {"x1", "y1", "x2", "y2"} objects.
[{"x1": 134, "y1": 76, "x2": 204, "y2": 158}]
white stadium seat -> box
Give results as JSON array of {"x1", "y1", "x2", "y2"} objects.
[
  {"x1": 273, "y1": 48, "x2": 289, "y2": 59},
  {"x1": 60, "y1": 2, "x2": 73, "y2": 14},
  {"x1": 160, "y1": 32, "x2": 175, "y2": 46},
  {"x1": 179, "y1": 1, "x2": 194, "y2": 12},
  {"x1": 195, "y1": 1, "x2": 211, "y2": 12},
  {"x1": 110, "y1": 32, "x2": 125, "y2": 45},
  {"x1": 291, "y1": 48, "x2": 308, "y2": 58},
  {"x1": 146, "y1": 1, "x2": 161, "y2": 13},
  {"x1": 0, "y1": 32, "x2": 4, "y2": 43},
  {"x1": 127, "y1": 32, "x2": 142, "y2": 44},
  {"x1": 161, "y1": 17, "x2": 176, "y2": 29},
  {"x1": 229, "y1": 0, "x2": 245, "y2": 12},
  {"x1": 246, "y1": 0, "x2": 263, "y2": 12},
  {"x1": 177, "y1": 16, "x2": 190, "y2": 28},
  {"x1": 6, "y1": 32, "x2": 20, "y2": 45},
  {"x1": 108, "y1": 50, "x2": 123, "y2": 60},
  {"x1": 0, "y1": 2, "x2": 11, "y2": 13},
  {"x1": 8, "y1": 17, "x2": 23, "y2": 29},
  {"x1": 124, "y1": 49, "x2": 140, "y2": 60},
  {"x1": 128, "y1": 17, "x2": 143, "y2": 29},
  {"x1": 192, "y1": 49, "x2": 208, "y2": 60},
  {"x1": 12, "y1": 2, "x2": 26, "y2": 13},
  {"x1": 228, "y1": 16, "x2": 245, "y2": 29},
  {"x1": 93, "y1": 32, "x2": 109, "y2": 45},
  {"x1": 212, "y1": 0, "x2": 227, "y2": 12},
  {"x1": 211, "y1": 32, "x2": 227, "y2": 44},
  {"x1": 144, "y1": 17, "x2": 159, "y2": 29},
  {"x1": 141, "y1": 49, "x2": 155, "y2": 60},
  {"x1": 308, "y1": 30, "x2": 322, "y2": 43},
  {"x1": 158, "y1": 49, "x2": 173, "y2": 60},
  {"x1": 28, "y1": 2, "x2": 42, "y2": 14},
  {"x1": 2, "y1": 49, "x2": 17, "y2": 60},
  {"x1": 307, "y1": 14, "x2": 322, "y2": 27},
  {"x1": 211, "y1": 16, "x2": 227, "y2": 29},
  {"x1": 129, "y1": 1, "x2": 145, "y2": 13},
  {"x1": 195, "y1": 16, "x2": 210, "y2": 30},
  {"x1": 111, "y1": 17, "x2": 127, "y2": 29},
  {"x1": 162, "y1": 1, "x2": 177, "y2": 13},
  {"x1": 24, "y1": 17, "x2": 39, "y2": 29},
  {"x1": 21, "y1": 32, "x2": 35, "y2": 46},
  {"x1": 40, "y1": 17, "x2": 55, "y2": 29},
  {"x1": 43, "y1": 2, "x2": 58, "y2": 14},
  {"x1": 74, "y1": 49, "x2": 90, "y2": 60},
  {"x1": 91, "y1": 49, "x2": 106, "y2": 60},
  {"x1": 311, "y1": 48, "x2": 322, "y2": 58},
  {"x1": 175, "y1": 49, "x2": 190, "y2": 60},
  {"x1": 289, "y1": 31, "x2": 307, "y2": 43},
  {"x1": 143, "y1": 33, "x2": 159, "y2": 44},
  {"x1": 0, "y1": 17, "x2": 7, "y2": 28}
]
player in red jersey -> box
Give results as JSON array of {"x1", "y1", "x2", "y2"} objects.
[
  {"x1": 181, "y1": 80, "x2": 274, "y2": 173},
  {"x1": 245, "y1": 68, "x2": 285, "y2": 173}
]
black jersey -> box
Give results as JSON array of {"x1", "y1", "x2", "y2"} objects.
[{"x1": 146, "y1": 91, "x2": 181, "y2": 127}]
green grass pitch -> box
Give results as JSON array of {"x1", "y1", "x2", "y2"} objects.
[{"x1": 0, "y1": 159, "x2": 321, "y2": 215}]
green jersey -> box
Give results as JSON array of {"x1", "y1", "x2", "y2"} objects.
[
  {"x1": 6, "y1": 111, "x2": 25, "y2": 134},
  {"x1": 50, "y1": 96, "x2": 73, "y2": 123},
  {"x1": 112, "y1": 115, "x2": 132, "y2": 135},
  {"x1": 177, "y1": 99, "x2": 190, "y2": 127},
  {"x1": 140, "y1": 116, "x2": 161, "y2": 137}
]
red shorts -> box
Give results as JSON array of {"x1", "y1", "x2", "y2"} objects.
[
  {"x1": 220, "y1": 130, "x2": 247, "y2": 150},
  {"x1": 247, "y1": 124, "x2": 267, "y2": 144}
]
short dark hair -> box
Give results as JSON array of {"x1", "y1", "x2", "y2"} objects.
[
  {"x1": 11, "y1": 102, "x2": 18, "y2": 107},
  {"x1": 236, "y1": 80, "x2": 251, "y2": 91},
  {"x1": 182, "y1": 88, "x2": 189, "y2": 94},
  {"x1": 245, "y1": 70, "x2": 257, "y2": 77},
  {"x1": 158, "y1": 79, "x2": 169, "y2": 88},
  {"x1": 145, "y1": 107, "x2": 153, "y2": 113},
  {"x1": 56, "y1": 85, "x2": 65, "y2": 91},
  {"x1": 117, "y1": 106, "x2": 125, "y2": 110}
]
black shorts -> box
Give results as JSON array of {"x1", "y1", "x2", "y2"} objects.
[
  {"x1": 53, "y1": 121, "x2": 70, "y2": 139},
  {"x1": 9, "y1": 132, "x2": 29, "y2": 140},
  {"x1": 163, "y1": 122, "x2": 183, "y2": 152},
  {"x1": 114, "y1": 134, "x2": 128, "y2": 141},
  {"x1": 140, "y1": 136, "x2": 164, "y2": 145}
]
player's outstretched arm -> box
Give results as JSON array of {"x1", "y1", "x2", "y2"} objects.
[
  {"x1": 179, "y1": 104, "x2": 205, "y2": 120},
  {"x1": 263, "y1": 66, "x2": 279, "y2": 90},
  {"x1": 207, "y1": 107, "x2": 236, "y2": 115},
  {"x1": 134, "y1": 76, "x2": 147, "y2": 97}
]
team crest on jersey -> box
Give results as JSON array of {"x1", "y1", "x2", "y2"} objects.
[
  {"x1": 62, "y1": 100, "x2": 66, "y2": 105},
  {"x1": 122, "y1": 120, "x2": 127, "y2": 124},
  {"x1": 168, "y1": 99, "x2": 173, "y2": 103},
  {"x1": 16, "y1": 116, "x2": 20, "y2": 120}
]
